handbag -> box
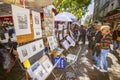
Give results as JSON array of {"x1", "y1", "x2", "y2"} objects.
[
  {"x1": 116, "y1": 31, "x2": 120, "y2": 41},
  {"x1": 117, "y1": 37, "x2": 120, "y2": 41}
]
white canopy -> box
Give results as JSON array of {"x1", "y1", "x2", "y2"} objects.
[
  {"x1": 58, "y1": 12, "x2": 77, "y2": 22},
  {"x1": 55, "y1": 14, "x2": 72, "y2": 22}
]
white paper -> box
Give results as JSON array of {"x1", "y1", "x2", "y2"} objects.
[
  {"x1": 64, "y1": 29, "x2": 68, "y2": 37},
  {"x1": 17, "y1": 44, "x2": 31, "y2": 62},
  {"x1": 58, "y1": 24, "x2": 63, "y2": 31},
  {"x1": 34, "y1": 28, "x2": 42, "y2": 39},
  {"x1": 12, "y1": 5, "x2": 31, "y2": 36},
  {"x1": 61, "y1": 40, "x2": 70, "y2": 50},
  {"x1": 42, "y1": 59, "x2": 53, "y2": 73},
  {"x1": 59, "y1": 33, "x2": 62, "y2": 40},
  {"x1": 32, "y1": 11, "x2": 41, "y2": 28}
]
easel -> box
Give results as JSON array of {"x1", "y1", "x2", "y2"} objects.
[{"x1": 59, "y1": 37, "x2": 81, "y2": 79}]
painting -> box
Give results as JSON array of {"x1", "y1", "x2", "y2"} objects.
[
  {"x1": 36, "y1": 39, "x2": 45, "y2": 52},
  {"x1": 42, "y1": 58, "x2": 53, "y2": 73},
  {"x1": 44, "y1": 18, "x2": 54, "y2": 36},
  {"x1": 11, "y1": 5, "x2": 31, "y2": 36},
  {"x1": 61, "y1": 40, "x2": 70, "y2": 50},
  {"x1": 29, "y1": 41, "x2": 39, "y2": 55},
  {"x1": 32, "y1": 11, "x2": 41, "y2": 28},
  {"x1": 33, "y1": 29, "x2": 42, "y2": 39},
  {"x1": 17, "y1": 44, "x2": 31, "y2": 62},
  {"x1": 27, "y1": 61, "x2": 48, "y2": 80},
  {"x1": 43, "y1": 7, "x2": 52, "y2": 17},
  {"x1": 47, "y1": 36, "x2": 55, "y2": 51}
]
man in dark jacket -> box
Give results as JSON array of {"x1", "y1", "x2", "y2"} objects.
[{"x1": 92, "y1": 22, "x2": 103, "y2": 61}]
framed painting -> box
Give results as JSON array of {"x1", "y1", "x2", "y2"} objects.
[
  {"x1": 11, "y1": 5, "x2": 31, "y2": 36},
  {"x1": 17, "y1": 44, "x2": 31, "y2": 62},
  {"x1": 32, "y1": 11, "x2": 41, "y2": 29}
]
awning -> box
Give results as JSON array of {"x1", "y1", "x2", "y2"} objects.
[
  {"x1": 1, "y1": 0, "x2": 54, "y2": 7},
  {"x1": 103, "y1": 13, "x2": 120, "y2": 21}
]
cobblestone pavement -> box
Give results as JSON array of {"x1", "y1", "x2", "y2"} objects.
[
  {"x1": 1, "y1": 44, "x2": 120, "y2": 80},
  {"x1": 51, "y1": 44, "x2": 120, "y2": 80}
]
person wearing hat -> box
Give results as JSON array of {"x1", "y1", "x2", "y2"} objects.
[{"x1": 95, "y1": 25, "x2": 112, "y2": 72}]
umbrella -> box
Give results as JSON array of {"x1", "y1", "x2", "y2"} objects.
[
  {"x1": 58, "y1": 12, "x2": 77, "y2": 22},
  {"x1": 55, "y1": 14, "x2": 72, "y2": 22}
]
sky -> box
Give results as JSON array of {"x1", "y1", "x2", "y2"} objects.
[{"x1": 81, "y1": 0, "x2": 94, "y2": 25}]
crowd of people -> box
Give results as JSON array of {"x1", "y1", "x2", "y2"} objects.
[{"x1": 71, "y1": 22, "x2": 120, "y2": 72}]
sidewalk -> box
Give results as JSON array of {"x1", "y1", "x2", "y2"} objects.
[{"x1": 48, "y1": 43, "x2": 120, "y2": 80}]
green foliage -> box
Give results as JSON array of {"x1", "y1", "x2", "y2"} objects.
[{"x1": 53, "y1": 0, "x2": 91, "y2": 19}]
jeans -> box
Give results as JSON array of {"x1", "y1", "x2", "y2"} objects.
[
  {"x1": 96, "y1": 49, "x2": 109, "y2": 70},
  {"x1": 94, "y1": 52, "x2": 98, "y2": 61},
  {"x1": 116, "y1": 41, "x2": 120, "y2": 49},
  {"x1": 113, "y1": 40, "x2": 117, "y2": 53}
]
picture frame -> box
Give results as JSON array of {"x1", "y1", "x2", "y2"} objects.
[
  {"x1": 47, "y1": 36, "x2": 55, "y2": 51},
  {"x1": 33, "y1": 28, "x2": 42, "y2": 39},
  {"x1": 12, "y1": 5, "x2": 31, "y2": 36},
  {"x1": 61, "y1": 40, "x2": 70, "y2": 50},
  {"x1": 17, "y1": 44, "x2": 31, "y2": 62},
  {"x1": 42, "y1": 58, "x2": 53, "y2": 73},
  {"x1": 36, "y1": 39, "x2": 45, "y2": 52},
  {"x1": 32, "y1": 11, "x2": 41, "y2": 29},
  {"x1": 27, "y1": 61, "x2": 48, "y2": 80}
]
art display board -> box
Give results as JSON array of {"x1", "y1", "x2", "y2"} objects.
[
  {"x1": 13, "y1": 8, "x2": 34, "y2": 44},
  {"x1": 61, "y1": 39, "x2": 70, "y2": 50},
  {"x1": 32, "y1": 11, "x2": 42, "y2": 39},
  {"x1": 27, "y1": 55, "x2": 54, "y2": 80},
  {"x1": 11, "y1": 5, "x2": 31, "y2": 36},
  {"x1": 17, "y1": 39, "x2": 45, "y2": 62}
]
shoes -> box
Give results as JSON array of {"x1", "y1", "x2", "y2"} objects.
[
  {"x1": 93, "y1": 65, "x2": 100, "y2": 70},
  {"x1": 99, "y1": 69, "x2": 108, "y2": 72}
]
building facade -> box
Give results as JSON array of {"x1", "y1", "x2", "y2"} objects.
[{"x1": 93, "y1": 0, "x2": 120, "y2": 29}]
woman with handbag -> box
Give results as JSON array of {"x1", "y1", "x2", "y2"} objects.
[{"x1": 94, "y1": 25, "x2": 112, "y2": 72}]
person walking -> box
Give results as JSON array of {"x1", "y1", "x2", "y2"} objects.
[
  {"x1": 86, "y1": 24, "x2": 96, "y2": 49},
  {"x1": 95, "y1": 25, "x2": 112, "y2": 72}
]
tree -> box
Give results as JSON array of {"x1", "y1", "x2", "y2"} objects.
[{"x1": 53, "y1": 0, "x2": 91, "y2": 19}]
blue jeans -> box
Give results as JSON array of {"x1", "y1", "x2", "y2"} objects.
[
  {"x1": 96, "y1": 49, "x2": 109, "y2": 70},
  {"x1": 116, "y1": 41, "x2": 120, "y2": 49},
  {"x1": 94, "y1": 52, "x2": 98, "y2": 61},
  {"x1": 113, "y1": 40, "x2": 117, "y2": 52}
]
